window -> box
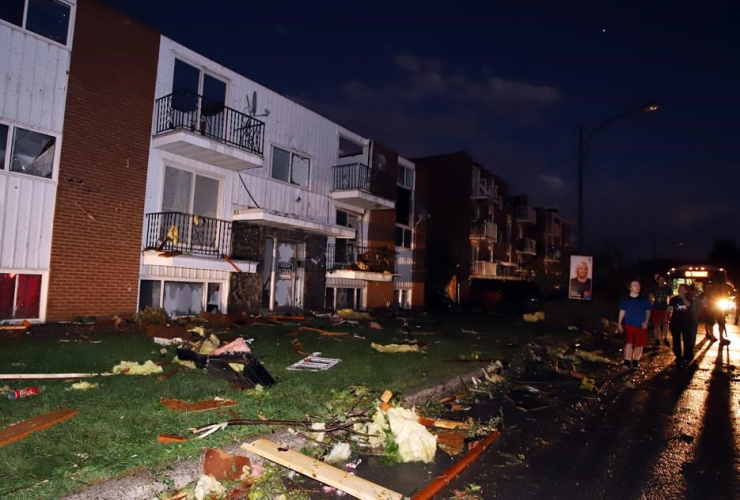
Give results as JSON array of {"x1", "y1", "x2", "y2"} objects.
[
  {"x1": 139, "y1": 279, "x2": 223, "y2": 315},
  {"x1": 0, "y1": 273, "x2": 42, "y2": 320},
  {"x1": 336, "y1": 210, "x2": 358, "y2": 230},
  {"x1": 271, "y1": 146, "x2": 310, "y2": 188},
  {"x1": 0, "y1": 124, "x2": 56, "y2": 179},
  {"x1": 0, "y1": 0, "x2": 71, "y2": 45},
  {"x1": 338, "y1": 136, "x2": 363, "y2": 159},
  {"x1": 398, "y1": 165, "x2": 413, "y2": 189},
  {"x1": 395, "y1": 226, "x2": 412, "y2": 249},
  {"x1": 396, "y1": 187, "x2": 411, "y2": 226}
]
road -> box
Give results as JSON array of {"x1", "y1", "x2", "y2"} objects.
[{"x1": 449, "y1": 322, "x2": 740, "y2": 500}]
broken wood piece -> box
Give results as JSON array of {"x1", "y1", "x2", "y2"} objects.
[
  {"x1": 160, "y1": 398, "x2": 238, "y2": 413},
  {"x1": 380, "y1": 390, "x2": 393, "y2": 404},
  {"x1": 0, "y1": 325, "x2": 29, "y2": 330},
  {"x1": 299, "y1": 326, "x2": 352, "y2": 339},
  {"x1": 418, "y1": 417, "x2": 470, "y2": 430},
  {"x1": 158, "y1": 433, "x2": 189, "y2": 443},
  {"x1": 157, "y1": 366, "x2": 184, "y2": 382},
  {"x1": 0, "y1": 373, "x2": 99, "y2": 380},
  {"x1": 436, "y1": 431, "x2": 466, "y2": 456},
  {"x1": 203, "y1": 448, "x2": 252, "y2": 481},
  {"x1": 242, "y1": 439, "x2": 402, "y2": 500},
  {"x1": 287, "y1": 354, "x2": 341, "y2": 371},
  {"x1": 0, "y1": 408, "x2": 79, "y2": 447},
  {"x1": 221, "y1": 254, "x2": 243, "y2": 273},
  {"x1": 379, "y1": 402, "x2": 393, "y2": 412},
  {"x1": 410, "y1": 431, "x2": 500, "y2": 500}
]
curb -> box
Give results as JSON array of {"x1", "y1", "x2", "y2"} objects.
[{"x1": 60, "y1": 366, "x2": 484, "y2": 500}]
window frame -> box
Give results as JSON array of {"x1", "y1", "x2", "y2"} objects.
[
  {"x1": 172, "y1": 57, "x2": 229, "y2": 102},
  {"x1": 138, "y1": 278, "x2": 226, "y2": 315},
  {"x1": 270, "y1": 144, "x2": 312, "y2": 189},
  {"x1": 0, "y1": 121, "x2": 59, "y2": 181},
  {"x1": 395, "y1": 165, "x2": 414, "y2": 250},
  {"x1": 0, "y1": 0, "x2": 74, "y2": 48},
  {"x1": 0, "y1": 272, "x2": 43, "y2": 321}
]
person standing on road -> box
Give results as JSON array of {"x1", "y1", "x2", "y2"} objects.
[
  {"x1": 650, "y1": 276, "x2": 672, "y2": 347},
  {"x1": 666, "y1": 284, "x2": 696, "y2": 367},
  {"x1": 618, "y1": 279, "x2": 652, "y2": 371}
]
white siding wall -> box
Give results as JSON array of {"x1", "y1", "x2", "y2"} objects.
[
  {"x1": 0, "y1": 6, "x2": 76, "y2": 279},
  {"x1": 145, "y1": 37, "x2": 369, "y2": 230}
]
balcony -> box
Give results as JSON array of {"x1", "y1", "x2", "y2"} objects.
[
  {"x1": 516, "y1": 238, "x2": 537, "y2": 255},
  {"x1": 326, "y1": 243, "x2": 396, "y2": 282},
  {"x1": 471, "y1": 177, "x2": 499, "y2": 202},
  {"x1": 470, "y1": 220, "x2": 498, "y2": 242},
  {"x1": 142, "y1": 212, "x2": 258, "y2": 272},
  {"x1": 152, "y1": 90, "x2": 265, "y2": 170},
  {"x1": 515, "y1": 206, "x2": 536, "y2": 224},
  {"x1": 545, "y1": 221, "x2": 562, "y2": 237},
  {"x1": 330, "y1": 163, "x2": 396, "y2": 210},
  {"x1": 544, "y1": 246, "x2": 562, "y2": 263}
]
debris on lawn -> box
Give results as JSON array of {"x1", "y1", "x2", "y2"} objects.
[
  {"x1": 522, "y1": 311, "x2": 545, "y2": 323},
  {"x1": 299, "y1": 326, "x2": 353, "y2": 339},
  {"x1": 0, "y1": 408, "x2": 79, "y2": 447},
  {"x1": 287, "y1": 353, "x2": 341, "y2": 371},
  {"x1": 336, "y1": 309, "x2": 373, "y2": 321},
  {"x1": 580, "y1": 377, "x2": 597, "y2": 392},
  {"x1": 371, "y1": 342, "x2": 421, "y2": 353},
  {"x1": 8, "y1": 386, "x2": 43, "y2": 399},
  {"x1": 66, "y1": 381, "x2": 98, "y2": 391},
  {"x1": 157, "y1": 433, "x2": 189, "y2": 444},
  {"x1": 212, "y1": 337, "x2": 250, "y2": 355},
  {"x1": 203, "y1": 448, "x2": 251, "y2": 481},
  {"x1": 160, "y1": 397, "x2": 238, "y2": 413},
  {"x1": 133, "y1": 306, "x2": 170, "y2": 325},
  {"x1": 112, "y1": 360, "x2": 163, "y2": 376},
  {"x1": 369, "y1": 321, "x2": 384, "y2": 330},
  {"x1": 574, "y1": 350, "x2": 613, "y2": 365},
  {"x1": 242, "y1": 438, "x2": 403, "y2": 500},
  {"x1": 194, "y1": 474, "x2": 226, "y2": 500}
]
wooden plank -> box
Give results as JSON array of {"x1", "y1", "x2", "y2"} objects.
[
  {"x1": 0, "y1": 373, "x2": 98, "y2": 380},
  {"x1": 0, "y1": 408, "x2": 78, "y2": 447},
  {"x1": 159, "y1": 398, "x2": 238, "y2": 412},
  {"x1": 242, "y1": 439, "x2": 402, "y2": 500}
]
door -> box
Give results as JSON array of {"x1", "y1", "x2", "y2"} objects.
[{"x1": 274, "y1": 242, "x2": 296, "y2": 308}]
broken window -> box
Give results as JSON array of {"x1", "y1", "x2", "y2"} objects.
[
  {"x1": 0, "y1": 273, "x2": 41, "y2": 320},
  {"x1": 138, "y1": 280, "x2": 161, "y2": 310},
  {"x1": 271, "y1": 146, "x2": 310, "y2": 188},
  {"x1": 0, "y1": 124, "x2": 8, "y2": 170},
  {"x1": 26, "y1": 0, "x2": 71, "y2": 45},
  {"x1": 206, "y1": 283, "x2": 221, "y2": 313},
  {"x1": 163, "y1": 281, "x2": 203, "y2": 316},
  {"x1": 338, "y1": 136, "x2": 363, "y2": 159},
  {"x1": 10, "y1": 127, "x2": 55, "y2": 179}
]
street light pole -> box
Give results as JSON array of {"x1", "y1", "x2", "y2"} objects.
[{"x1": 577, "y1": 102, "x2": 659, "y2": 252}]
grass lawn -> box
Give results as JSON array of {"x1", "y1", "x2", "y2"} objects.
[{"x1": 0, "y1": 313, "x2": 559, "y2": 500}]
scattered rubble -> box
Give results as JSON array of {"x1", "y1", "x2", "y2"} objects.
[
  {"x1": 371, "y1": 342, "x2": 421, "y2": 353},
  {"x1": 112, "y1": 360, "x2": 163, "y2": 376}
]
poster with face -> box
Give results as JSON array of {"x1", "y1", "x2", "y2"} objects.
[{"x1": 569, "y1": 255, "x2": 593, "y2": 300}]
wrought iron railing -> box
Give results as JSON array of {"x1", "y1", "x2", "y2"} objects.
[
  {"x1": 331, "y1": 163, "x2": 396, "y2": 201},
  {"x1": 470, "y1": 220, "x2": 498, "y2": 241},
  {"x1": 154, "y1": 90, "x2": 265, "y2": 156},
  {"x1": 516, "y1": 238, "x2": 537, "y2": 254},
  {"x1": 144, "y1": 212, "x2": 246, "y2": 259},
  {"x1": 327, "y1": 243, "x2": 397, "y2": 274}
]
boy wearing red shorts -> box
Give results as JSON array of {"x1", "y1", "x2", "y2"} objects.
[{"x1": 618, "y1": 279, "x2": 652, "y2": 371}]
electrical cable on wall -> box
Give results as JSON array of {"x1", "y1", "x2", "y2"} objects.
[{"x1": 237, "y1": 171, "x2": 260, "y2": 209}]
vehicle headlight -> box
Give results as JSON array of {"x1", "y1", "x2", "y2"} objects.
[{"x1": 718, "y1": 299, "x2": 732, "y2": 311}]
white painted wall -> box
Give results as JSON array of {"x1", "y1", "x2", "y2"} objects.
[{"x1": 0, "y1": 3, "x2": 76, "y2": 321}]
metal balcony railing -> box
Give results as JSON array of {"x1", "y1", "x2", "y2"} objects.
[
  {"x1": 471, "y1": 177, "x2": 499, "y2": 201},
  {"x1": 515, "y1": 206, "x2": 536, "y2": 224},
  {"x1": 154, "y1": 90, "x2": 265, "y2": 156},
  {"x1": 516, "y1": 238, "x2": 537, "y2": 254},
  {"x1": 144, "y1": 212, "x2": 252, "y2": 260},
  {"x1": 470, "y1": 220, "x2": 498, "y2": 241},
  {"x1": 331, "y1": 163, "x2": 396, "y2": 201},
  {"x1": 327, "y1": 243, "x2": 397, "y2": 274}
]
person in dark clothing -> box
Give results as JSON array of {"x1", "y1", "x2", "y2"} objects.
[
  {"x1": 666, "y1": 284, "x2": 696, "y2": 367},
  {"x1": 649, "y1": 276, "x2": 672, "y2": 347}
]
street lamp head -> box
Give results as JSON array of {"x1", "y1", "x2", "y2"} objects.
[{"x1": 644, "y1": 101, "x2": 659, "y2": 112}]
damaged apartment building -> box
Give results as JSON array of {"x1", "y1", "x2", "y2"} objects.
[{"x1": 0, "y1": 0, "x2": 425, "y2": 322}]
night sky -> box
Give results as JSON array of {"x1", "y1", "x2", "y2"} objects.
[{"x1": 103, "y1": 0, "x2": 740, "y2": 261}]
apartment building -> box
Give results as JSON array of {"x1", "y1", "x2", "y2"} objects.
[
  {"x1": 509, "y1": 194, "x2": 538, "y2": 276},
  {"x1": 0, "y1": 0, "x2": 77, "y2": 322},
  {"x1": 0, "y1": 0, "x2": 423, "y2": 321}
]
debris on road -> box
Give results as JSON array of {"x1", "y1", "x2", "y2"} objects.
[
  {"x1": 522, "y1": 312, "x2": 545, "y2": 323},
  {"x1": 436, "y1": 431, "x2": 466, "y2": 456},
  {"x1": 194, "y1": 474, "x2": 226, "y2": 500},
  {"x1": 387, "y1": 407, "x2": 437, "y2": 463},
  {"x1": 580, "y1": 377, "x2": 597, "y2": 392},
  {"x1": 287, "y1": 352, "x2": 341, "y2": 371},
  {"x1": 160, "y1": 397, "x2": 238, "y2": 413},
  {"x1": 325, "y1": 442, "x2": 352, "y2": 464},
  {"x1": 242, "y1": 438, "x2": 403, "y2": 500},
  {"x1": 0, "y1": 408, "x2": 79, "y2": 447}
]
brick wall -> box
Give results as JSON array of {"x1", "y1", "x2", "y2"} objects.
[{"x1": 46, "y1": 0, "x2": 160, "y2": 321}]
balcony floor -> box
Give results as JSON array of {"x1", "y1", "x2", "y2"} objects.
[
  {"x1": 152, "y1": 130, "x2": 263, "y2": 170},
  {"x1": 330, "y1": 190, "x2": 394, "y2": 210},
  {"x1": 142, "y1": 250, "x2": 258, "y2": 273}
]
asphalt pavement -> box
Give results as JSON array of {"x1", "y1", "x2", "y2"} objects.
[{"x1": 452, "y1": 321, "x2": 740, "y2": 500}]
